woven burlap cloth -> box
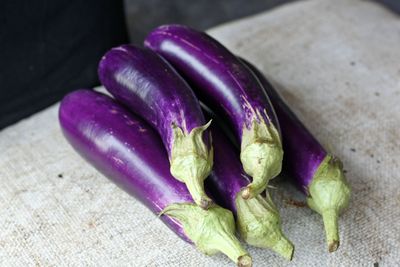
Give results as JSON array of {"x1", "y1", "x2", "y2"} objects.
[{"x1": 1, "y1": 0, "x2": 399, "y2": 266}]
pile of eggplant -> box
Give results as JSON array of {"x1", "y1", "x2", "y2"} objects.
[{"x1": 59, "y1": 24, "x2": 350, "y2": 266}]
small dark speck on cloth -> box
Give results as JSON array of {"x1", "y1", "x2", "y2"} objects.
[
  {"x1": 350, "y1": 148, "x2": 356, "y2": 152},
  {"x1": 88, "y1": 221, "x2": 96, "y2": 228},
  {"x1": 285, "y1": 199, "x2": 307, "y2": 207},
  {"x1": 57, "y1": 174, "x2": 63, "y2": 178}
]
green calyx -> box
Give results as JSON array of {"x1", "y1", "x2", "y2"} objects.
[
  {"x1": 170, "y1": 120, "x2": 214, "y2": 209},
  {"x1": 240, "y1": 113, "x2": 283, "y2": 199},
  {"x1": 235, "y1": 189, "x2": 294, "y2": 260},
  {"x1": 161, "y1": 203, "x2": 252, "y2": 267},
  {"x1": 307, "y1": 155, "x2": 351, "y2": 252}
]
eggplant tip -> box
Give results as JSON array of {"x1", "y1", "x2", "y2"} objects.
[
  {"x1": 328, "y1": 240, "x2": 339, "y2": 253},
  {"x1": 287, "y1": 247, "x2": 294, "y2": 261},
  {"x1": 241, "y1": 187, "x2": 251, "y2": 200},
  {"x1": 199, "y1": 197, "x2": 213, "y2": 210},
  {"x1": 237, "y1": 255, "x2": 252, "y2": 267},
  {"x1": 271, "y1": 235, "x2": 295, "y2": 261}
]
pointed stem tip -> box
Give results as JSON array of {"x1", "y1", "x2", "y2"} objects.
[
  {"x1": 322, "y1": 209, "x2": 340, "y2": 252},
  {"x1": 184, "y1": 177, "x2": 213, "y2": 209},
  {"x1": 271, "y1": 237, "x2": 294, "y2": 261}
]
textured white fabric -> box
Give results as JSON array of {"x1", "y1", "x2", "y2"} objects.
[{"x1": 1, "y1": 0, "x2": 399, "y2": 266}]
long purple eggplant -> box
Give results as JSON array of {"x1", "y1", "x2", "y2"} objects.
[
  {"x1": 145, "y1": 25, "x2": 283, "y2": 200},
  {"x1": 241, "y1": 59, "x2": 351, "y2": 252},
  {"x1": 59, "y1": 90, "x2": 252, "y2": 266},
  {"x1": 204, "y1": 111, "x2": 294, "y2": 260},
  {"x1": 98, "y1": 45, "x2": 214, "y2": 209}
]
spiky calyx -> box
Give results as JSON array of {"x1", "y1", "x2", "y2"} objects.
[
  {"x1": 170, "y1": 121, "x2": 214, "y2": 209},
  {"x1": 235, "y1": 189, "x2": 294, "y2": 260},
  {"x1": 307, "y1": 155, "x2": 351, "y2": 252},
  {"x1": 240, "y1": 114, "x2": 283, "y2": 199},
  {"x1": 161, "y1": 203, "x2": 252, "y2": 266}
]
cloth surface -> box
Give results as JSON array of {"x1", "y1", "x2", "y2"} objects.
[{"x1": 1, "y1": 0, "x2": 399, "y2": 266}]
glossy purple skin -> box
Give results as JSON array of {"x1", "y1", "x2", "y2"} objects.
[
  {"x1": 144, "y1": 24, "x2": 280, "y2": 140},
  {"x1": 59, "y1": 90, "x2": 193, "y2": 242},
  {"x1": 98, "y1": 44, "x2": 208, "y2": 156},
  {"x1": 241, "y1": 59, "x2": 327, "y2": 193},
  {"x1": 206, "y1": 123, "x2": 249, "y2": 214}
]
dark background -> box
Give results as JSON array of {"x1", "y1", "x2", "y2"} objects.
[
  {"x1": 124, "y1": 0, "x2": 399, "y2": 43},
  {"x1": 0, "y1": 0, "x2": 399, "y2": 129}
]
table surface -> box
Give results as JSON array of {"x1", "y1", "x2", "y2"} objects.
[{"x1": 1, "y1": 0, "x2": 399, "y2": 266}]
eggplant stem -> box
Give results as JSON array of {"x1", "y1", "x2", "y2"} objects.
[
  {"x1": 306, "y1": 155, "x2": 351, "y2": 252},
  {"x1": 170, "y1": 120, "x2": 214, "y2": 209},
  {"x1": 236, "y1": 189, "x2": 294, "y2": 260},
  {"x1": 240, "y1": 116, "x2": 283, "y2": 199},
  {"x1": 161, "y1": 203, "x2": 251, "y2": 264}
]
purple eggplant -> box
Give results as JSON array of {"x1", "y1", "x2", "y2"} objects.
[
  {"x1": 59, "y1": 90, "x2": 252, "y2": 266},
  {"x1": 98, "y1": 45, "x2": 214, "y2": 209},
  {"x1": 145, "y1": 25, "x2": 283, "y2": 200},
  {"x1": 204, "y1": 113, "x2": 294, "y2": 260},
  {"x1": 241, "y1": 59, "x2": 351, "y2": 252}
]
